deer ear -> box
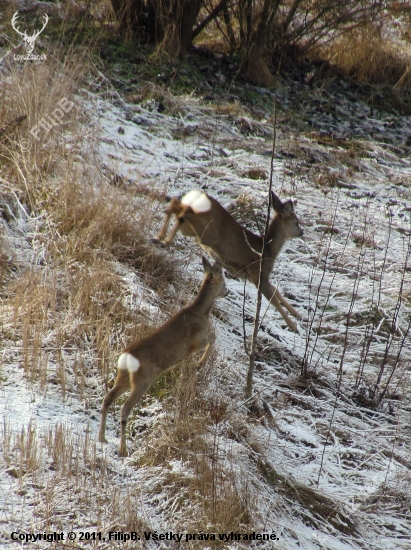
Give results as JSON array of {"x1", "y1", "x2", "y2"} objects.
[
  {"x1": 282, "y1": 201, "x2": 294, "y2": 215},
  {"x1": 211, "y1": 260, "x2": 223, "y2": 275},
  {"x1": 271, "y1": 191, "x2": 283, "y2": 213},
  {"x1": 202, "y1": 256, "x2": 213, "y2": 273}
]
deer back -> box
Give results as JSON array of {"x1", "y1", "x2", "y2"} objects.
[
  {"x1": 179, "y1": 192, "x2": 260, "y2": 277},
  {"x1": 124, "y1": 257, "x2": 226, "y2": 374}
]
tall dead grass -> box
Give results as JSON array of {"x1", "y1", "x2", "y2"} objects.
[
  {"x1": 0, "y1": 15, "x2": 256, "y2": 538},
  {"x1": 318, "y1": 24, "x2": 411, "y2": 94},
  {"x1": 127, "y1": 355, "x2": 254, "y2": 536},
  {"x1": 1, "y1": 419, "x2": 148, "y2": 542},
  {"x1": 0, "y1": 44, "x2": 178, "y2": 391},
  {"x1": 0, "y1": 224, "x2": 12, "y2": 286}
]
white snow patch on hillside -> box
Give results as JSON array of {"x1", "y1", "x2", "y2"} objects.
[{"x1": 0, "y1": 81, "x2": 410, "y2": 549}]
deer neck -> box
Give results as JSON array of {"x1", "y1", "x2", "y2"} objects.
[
  {"x1": 191, "y1": 278, "x2": 216, "y2": 315},
  {"x1": 265, "y1": 217, "x2": 286, "y2": 261},
  {"x1": 244, "y1": 228, "x2": 263, "y2": 253}
]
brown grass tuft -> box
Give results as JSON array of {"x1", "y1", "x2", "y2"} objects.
[
  {"x1": 320, "y1": 24, "x2": 411, "y2": 93},
  {"x1": 126, "y1": 356, "x2": 255, "y2": 535},
  {"x1": 1, "y1": 46, "x2": 180, "y2": 393}
]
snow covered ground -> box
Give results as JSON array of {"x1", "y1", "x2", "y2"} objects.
[{"x1": 1, "y1": 70, "x2": 410, "y2": 549}]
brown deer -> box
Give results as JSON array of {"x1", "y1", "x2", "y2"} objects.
[
  {"x1": 98, "y1": 256, "x2": 227, "y2": 457},
  {"x1": 153, "y1": 190, "x2": 303, "y2": 331}
]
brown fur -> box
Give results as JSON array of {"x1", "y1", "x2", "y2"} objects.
[
  {"x1": 98, "y1": 257, "x2": 227, "y2": 457},
  {"x1": 153, "y1": 191, "x2": 303, "y2": 331}
]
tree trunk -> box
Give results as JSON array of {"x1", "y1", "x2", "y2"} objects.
[
  {"x1": 241, "y1": 0, "x2": 276, "y2": 87},
  {"x1": 110, "y1": 0, "x2": 143, "y2": 31},
  {"x1": 181, "y1": 0, "x2": 203, "y2": 51},
  {"x1": 111, "y1": 0, "x2": 202, "y2": 56},
  {"x1": 192, "y1": 0, "x2": 228, "y2": 41},
  {"x1": 161, "y1": 0, "x2": 202, "y2": 55}
]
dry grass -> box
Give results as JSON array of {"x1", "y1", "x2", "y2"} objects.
[
  {"x1": 127, "y1": 81, "x2": 187, "y2": 116},
  {"x1": 0, "y1": 39, "x2": 179, "y2": 393},
  {"x1": 3, "y1": 169, "x2": 177, "y2": 384},
  {"x1": 0, "y1": 63, "x2": 84, "y2": 170},
  {"x1": 0, "y1": 419, "x2": 149, "y2": 546},
  {"x1": 319, "y1": 24, "x2": 411, "y2": 94},
  {"x1": 2, "y1": 5, "x2": 410, "y2": 547},
  {"x1": 0, "y1": 226, "x2": 12, "y2": 286},
  {"x1": 125, "y1": 355, "x2": 255, "y2": 537},
  {"x1": 0, "y1": 28, "x2": 255, "y2": 542},
  {"x1": 0, "y1": 42, "x2": 192, "y2": 549}
]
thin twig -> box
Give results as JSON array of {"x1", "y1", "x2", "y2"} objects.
[
  {"x1": 242, "y1": 277, "x2": 249, "y2": 355},
  {"x1": 246, "y1": 102, "x2": 276, "y2": 398}
]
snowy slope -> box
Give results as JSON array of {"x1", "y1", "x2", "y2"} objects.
[{"x1": 1, "y1": 73, "x2": 410, "y2": 549}]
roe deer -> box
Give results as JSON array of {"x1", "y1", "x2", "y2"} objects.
[
  {"x1": 153, "y1": 190, "x2": 303, "y2": 331},
  {"x1": 98, "y1": 256, "x2": 227, "y2": 457}
]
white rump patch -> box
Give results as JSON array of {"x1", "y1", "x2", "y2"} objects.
[
  {"x1": 118, "y1": 352, "x2": 140, "y2": 373},
  {"x1": 181, "y1": 190, "x2": 211, "y2": 213},
  {"x1": 181, "y1": 189, "x2": 202, "y2": 205}
]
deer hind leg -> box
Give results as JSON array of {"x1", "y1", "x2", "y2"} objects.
[
  {"x1": 153, "y1": 203, "x2": 195, "y2": 246},
  {"x1": 152, "y1": 201, "x2": 177, "y2": 244},
  {"x1": 262, "y1": 281, "x2": 299, "y2": 332},
  {"x1": 162, "y1": 216, "x2": 183, "y2": 245},
  {"x1": 163, "y1": 210, "x2": 199, "y2": 245},
  {"x1": 98, "y1": 369, "x2": 130, "y2": 444},
  {"x1": 119, "y1": 370, "x2": 155, "y2": 457}
]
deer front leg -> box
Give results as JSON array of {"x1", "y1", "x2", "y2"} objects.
[
  {"x1": 262, "y1": 281, "x2": 299, "y2": 332},
  {"x1": 276, "y1": 288, "x2": 301, "y2": 320},
  {"x1": 198, "y1": 333, "x2": 216, "y2": 368}
]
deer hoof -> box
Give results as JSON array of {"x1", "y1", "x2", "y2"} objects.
[
  {"x1": 118, "y1": 443, "x2": 129, "y2": 457},
  {"x1": 288, "y1": 322, "x2": 298, "y2": 333}
]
